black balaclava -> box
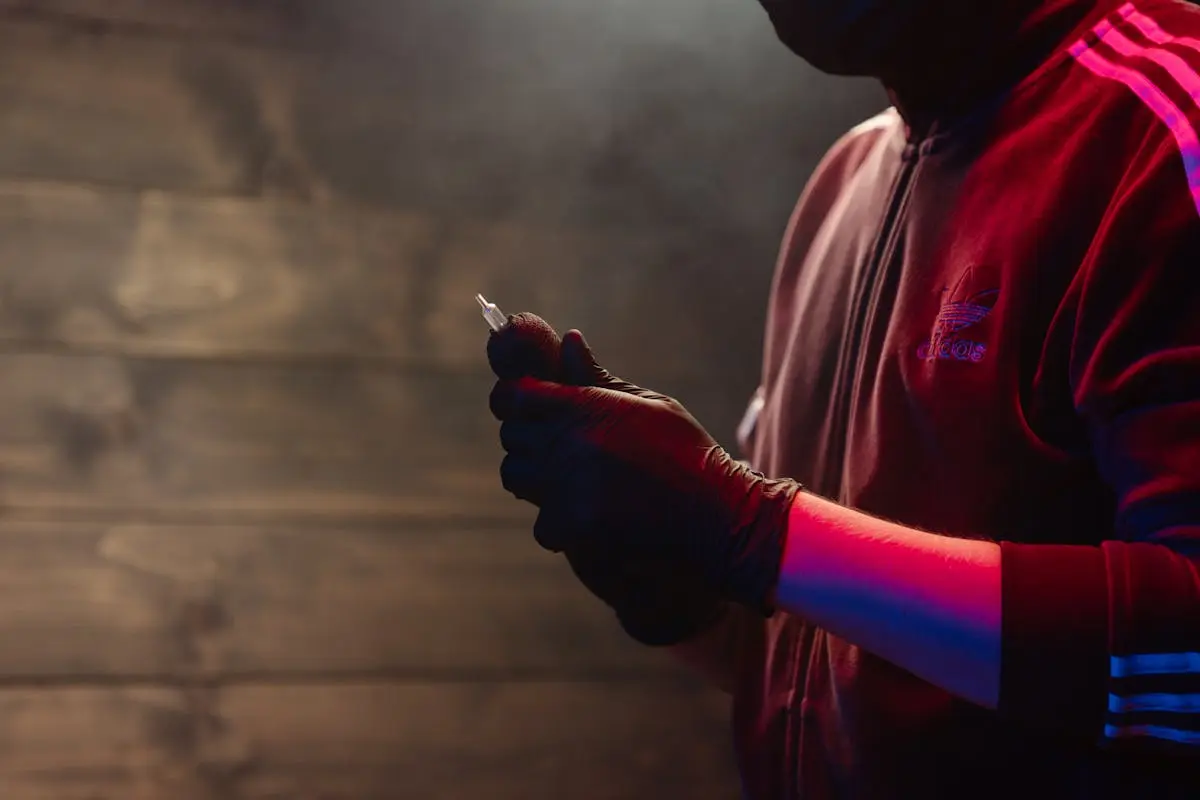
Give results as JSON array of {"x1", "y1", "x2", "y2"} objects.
[{"x1": 757, "y1": 0, "x2": 1100, "y2": 122}]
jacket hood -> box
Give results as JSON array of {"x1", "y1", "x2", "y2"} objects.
[{"x1": 758, "y1": 0, "x2": 1120, "y2": 127}]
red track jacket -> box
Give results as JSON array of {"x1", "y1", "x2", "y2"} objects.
[{"x1": 736, "y1": 1, "x2": 1200, "y2": 796}]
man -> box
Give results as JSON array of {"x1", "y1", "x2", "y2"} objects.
[{"x1": 487, "y1": 0, "x2": 1200, "y2": 796}]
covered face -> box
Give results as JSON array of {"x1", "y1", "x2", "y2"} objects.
[
  {"x1": 755, "y1": 1, "x2": 907, "y2": 75},
  {"x1": 755, "y1": 0, "x2": 1053, "y2": 82}
]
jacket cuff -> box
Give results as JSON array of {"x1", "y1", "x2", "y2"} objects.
[{"x1": 999, "y1": 542, "x2": 1110, "y2": 736}]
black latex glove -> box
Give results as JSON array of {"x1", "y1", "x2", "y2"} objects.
[
  {"x1": 490, "y1": 330, "x2": 802, "y2": 616},
  {"x1": 487, "y1": 313, "x2": 726, "y2": 645}
]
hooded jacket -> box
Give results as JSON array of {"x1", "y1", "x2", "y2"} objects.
[{"x1": 736, "y1": 0, "x2": 1200, "y2": 797}]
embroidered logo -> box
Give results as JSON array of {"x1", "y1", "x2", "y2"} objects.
[{"x1": 916, "y1": 268, "x2": 999, "y2": 363}]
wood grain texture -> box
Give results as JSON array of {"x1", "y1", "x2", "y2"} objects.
[
  {"x1": 0, "y1": 0, "x2": 306, "y2": 39},
  {"x1": 0, "y1": 23, "x2": 276, "y2": 194},
  {"x1": 0, "y1": 352, "x2": 512, "y2": 522},
  {"x1": 0, "y1": 13, "x2": 877, "y2": 391},
  {"x1": 0, "y1": 353, "x2": 745, "y2": 522},
  {"x1": 0, "y1": 182, "x2": 762, "y2": 386},
  {"x1": 0, "y1": 8, "x2": 867, "y2": 798},
  {"x1": 0, "y1": 682, "x2": 736, "y2": 799},
  {"x1": 0, "y1": 13, "x2": 885, "y2": 224},
  {"x1": 0, "y1": 520, "x2": 692, "y2": 678}
]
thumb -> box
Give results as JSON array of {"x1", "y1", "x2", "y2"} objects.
[
  {"x1": 561, "y1": 330, "x2": 661, "y2": 399},
  {"x1": 560, "y1": 329, "x2": 609, "y2": 387}
]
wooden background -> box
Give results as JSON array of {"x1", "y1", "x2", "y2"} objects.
[{"x1": 0, "y1": 1, "x2": 885, "y2": 797}]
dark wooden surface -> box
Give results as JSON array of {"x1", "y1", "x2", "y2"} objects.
[
  {"x1": 0, "y1": 682, "x2": 734, "y2": 799},
  {"x1": 0, "y1": 183, "x2": 760, "y2": 384},
  {"x1": 0, "y1": 11, "x2": 885, "y2": 389},
  {"x1": 0, "y1": 354, "x2": 744, "y2": 523},
  {"x1": 0, "y1": 521, "x2": 687, "y2": 679},
  {"x1": 0, "y1": 0, "x2": 305, "y2": 38},
  {"x1": 0, "y1": 1, "x2": 886, "y2": 796}
]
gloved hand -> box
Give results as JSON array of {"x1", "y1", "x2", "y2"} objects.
[
  {"x1": 487, "y1": 313, "x2": 727, "y2": 645},
  {"x1": 490, "y1": 329, "x2": 802, "y2": 616}
]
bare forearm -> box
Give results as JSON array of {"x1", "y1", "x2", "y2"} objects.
[{"x1": 774, "y1": 491, "x2": 1002, "y2": 708}]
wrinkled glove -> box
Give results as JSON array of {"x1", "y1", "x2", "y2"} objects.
[
  {"x1": 490, "y1": 326, "x2": 802, "y2": 616},
  {"x1": 487, "y1": 312, "x2": 727, "y2": 645}
]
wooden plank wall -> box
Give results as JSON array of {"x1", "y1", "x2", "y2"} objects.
[{"x1": 0, "y1": 2, "x2": 887, "y2": 798}]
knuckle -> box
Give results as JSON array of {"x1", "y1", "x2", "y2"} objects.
[
  {"x1": 533, "y1": 510, "x2": 565, "y2": 552},
  {"x1": 499, "y1": 455, "x2": 518, "y2": 494},
  {"x1": 488, "y1": 381, "x2": 509, "y2": 420}
]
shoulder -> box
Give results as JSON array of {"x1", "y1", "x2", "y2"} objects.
[
  {"x1": 1065, "y1": 0, "x2": 1200, "y2": 219},
  {"x1": 1065, "y1": 0, "x2": 1200, "y2": 134},
  {"x1": 776, "y1": 108, "x2": 901, "y2": 252},
  {"x1": 808, "y1": 109, "x2": 901, "y2": 195},
  {"x1": 1068, "y1": 0, "x2": 1200, "y2": 78}
]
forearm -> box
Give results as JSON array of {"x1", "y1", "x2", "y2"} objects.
[{"x1": 773, "y1": 491, "x2": 1003, "y2": 708}]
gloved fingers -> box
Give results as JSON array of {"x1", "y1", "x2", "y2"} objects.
[
  {"x1": 488, "y1": 380, "x2": 508, "y2": 420},
  {"x1": 498, "y1": 420, "x2": 558, "y2": 455},
  {"x1": 560, "y1": 329, "x2": 609, "y2": 387},
  {"x1": 490, "y1": 377, "x2": 588, "y2": 421},
  {"x1": 564, "y1": 544, "x2": 627, "y2": 605},
  {"x1": 499, "y1": 453, "x2": 549, "y2": 505},
  {"x1": 486, "y1": 312, "x2": 563, "y2": 381},
  {"x1": 532, "y1": 501, "x2": 583, "y2": 553},
  {"x1": 561, "y1": 329, "x2": 657, "y2": 397}
]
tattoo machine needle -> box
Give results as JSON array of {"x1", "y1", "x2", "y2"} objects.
[{"x1": 476, "y1": 293, "x2": 509, "y2": 333}]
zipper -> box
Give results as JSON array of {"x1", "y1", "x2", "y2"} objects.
[{"x1": 822, "y1": 142, "x2": 922, "y2": 502}]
